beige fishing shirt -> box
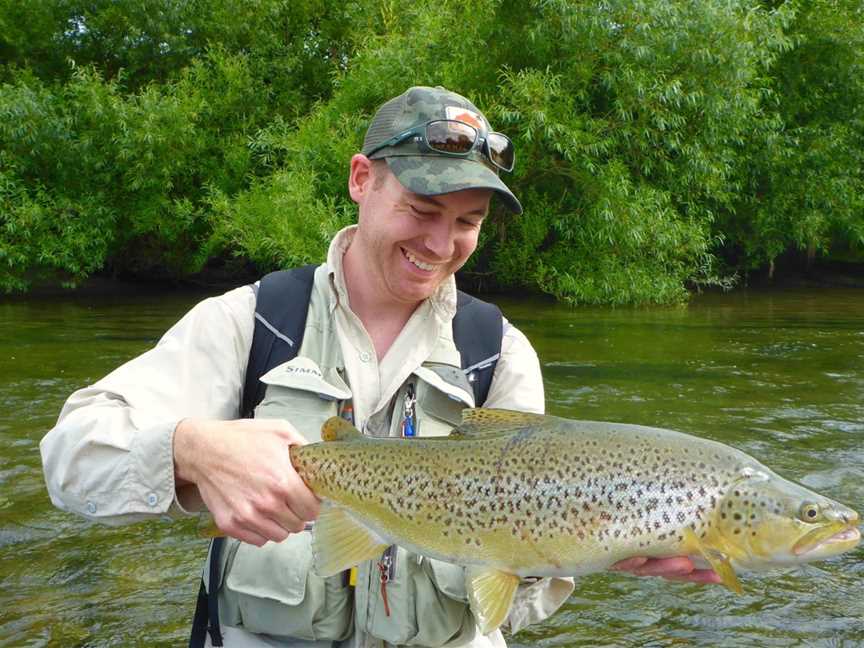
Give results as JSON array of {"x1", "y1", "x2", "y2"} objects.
[{"x1": 40, "y1": 225, "x2": 575, "y2": 647}]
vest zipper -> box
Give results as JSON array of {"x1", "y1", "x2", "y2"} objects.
[{"x1": 377, "y1": 545, "x2": 397, "y2": 616}]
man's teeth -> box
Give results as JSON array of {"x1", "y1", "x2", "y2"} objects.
[{"x1": 404, "y1": 249, "x2": 437, "y2": 272}]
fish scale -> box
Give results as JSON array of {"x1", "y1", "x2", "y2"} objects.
[{"x1": 287, "y1": 408, "x2": 860, "y2": 634}]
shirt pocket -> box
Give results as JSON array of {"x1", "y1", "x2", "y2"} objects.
[
  {"x1": 254, "y1": 356, "x2": 352, "y2": 442},
  {"x1": 412, "y1": 364, "x2": 475, "y2": 438},
  {"x1": 223, "y1": 532, "x2": 352, "y2": 641}
]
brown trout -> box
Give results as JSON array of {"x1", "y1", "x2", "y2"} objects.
[{"x1": 291, "y1": 409, "x2": 861, "y2": 634}]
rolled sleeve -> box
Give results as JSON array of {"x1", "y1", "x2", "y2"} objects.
[
  {"x1": 507, "y1": 577, "x2": 575, "y2": 635},
  {"x1": 40, "y1": 285, "x2": 255, "y2": 524}
]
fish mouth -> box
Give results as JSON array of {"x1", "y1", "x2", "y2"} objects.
[{"x1": 793, "y1": 524, "x2": 861, "y2": 556}]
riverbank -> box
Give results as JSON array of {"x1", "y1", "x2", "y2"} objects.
[{"x1": 9, "y1": 257, "x2": 864, "y2": 301}]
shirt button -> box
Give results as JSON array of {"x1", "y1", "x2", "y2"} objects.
[
  {"x1": 86, "y1": 501, "x2": 97, "y2": 514},
  {"x1": 147, "y1": 493, "x2": 159, "y2": 507},
  {"x1": 359, "y1": 351, "x2": 371, "y2": 363}
]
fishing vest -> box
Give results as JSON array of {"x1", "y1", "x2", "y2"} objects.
[{"x1": 190, "y1": 265, "x2": 503, "y2": 648}]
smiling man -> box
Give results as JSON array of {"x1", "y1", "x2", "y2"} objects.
[{"x1": 41, "y1": 86, "x2": 715, "y2": 648}]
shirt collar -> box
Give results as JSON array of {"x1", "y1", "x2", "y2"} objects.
[{"x1": 325, "y1": 225, "x2": 458, "y2": 321}]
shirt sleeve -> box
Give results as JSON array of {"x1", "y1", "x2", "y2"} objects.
[
  {"x1": 39, "y1": 285, "x2": 256, "y2": 524},
  {"x1": 483, "y1": 317, "x2": 545, "y2": 414},
  {"x1": 481, "y1": 317, "x2": 576, "y2": 633}
]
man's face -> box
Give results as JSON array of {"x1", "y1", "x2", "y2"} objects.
[{"x1": 351, "y1": 158, "x2": 492, "y2": 305}]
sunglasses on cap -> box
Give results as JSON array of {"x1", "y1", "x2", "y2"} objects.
[{"x1": 365, "y1": 119, "x2": 515, "y2": 173}]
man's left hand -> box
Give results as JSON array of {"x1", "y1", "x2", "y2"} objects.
[{"x1": 610, "y1": 556, "x2": 721, "y2": 584}]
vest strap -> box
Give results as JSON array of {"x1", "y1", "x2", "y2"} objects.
[
  {"x1": 454, "y1": 290, "x2": 503, "y2": 407},
  {"x1": 240, "y1": 266, "x2": 317, "y2": 418}
]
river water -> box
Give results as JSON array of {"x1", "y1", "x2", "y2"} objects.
[{"x1": 1, "y1": 286, "x2": 862, "y2": 646}]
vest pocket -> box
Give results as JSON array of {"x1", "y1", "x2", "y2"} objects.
[
  {"x1": 411, "y1": 365, "x2": 475, "y2": 438},
  {"x1": 255, "y1": 357, "x2": 351, "y2": 443},
  {"x1": 357, "y1": 550, "x2": 475, "y2": 647},
  {"x1": 222, "y1": 533, "x2": 353, "y2": 641},
  {"x1": 424, "y1": 557, "x2": 468, "y2": 603}
]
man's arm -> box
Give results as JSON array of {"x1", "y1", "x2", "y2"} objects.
[{"x1": 40, "y1": 285, "x2": 319, "y2": 544}]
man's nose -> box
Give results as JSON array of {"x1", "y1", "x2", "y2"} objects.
[{"x1": 424, "y1": 221, "x2": 455, "y2": 259}]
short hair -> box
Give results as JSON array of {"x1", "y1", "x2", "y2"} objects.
[{"x1": 371, "y1": 159, "x2": 389, "y2": 191}]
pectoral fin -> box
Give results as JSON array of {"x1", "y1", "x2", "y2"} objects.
[
  {"x1": 682, "y1": 528, "x2": 743, "y2": 594},
  {"x1": 466, "y1": 567, "x2": 521, "y2": 634},
  {"x1": 311, "y1": 503, "x2": 388, "y2": 577}
]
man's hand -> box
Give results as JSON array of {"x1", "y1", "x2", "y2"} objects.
[
  {"x1": 609, "y1": 556, "x2": 721, "y2": 584},
  {"x1": 173, "y1": 418, "x2": 320, "y2": 546}
]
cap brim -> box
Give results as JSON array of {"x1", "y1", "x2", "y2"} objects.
[{"x1": 386, "y1": 157, "x2": 522, "y2": 214}]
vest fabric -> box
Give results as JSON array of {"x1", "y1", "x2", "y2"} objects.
[{"x1": 191, "y1": 266, "x2": 504, "y2": 648}]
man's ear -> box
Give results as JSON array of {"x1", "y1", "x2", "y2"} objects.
[{"x1": 348, "y1": 154, "x2": 373, "y2": 204}]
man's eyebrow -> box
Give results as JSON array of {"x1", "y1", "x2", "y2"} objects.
[
  {"x1": 410, "y1": 193, "x2": 488, "y2": 216},
  {"x1": 410, "y1": 193, "x2": 444, "y2": 207}
]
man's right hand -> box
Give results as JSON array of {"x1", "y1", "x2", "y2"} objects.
[{"x1": 173, "y1": 418, "x2": 320, "y2": 546}]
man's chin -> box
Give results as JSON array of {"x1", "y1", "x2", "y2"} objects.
[{"x1": 392, "y1": 277, "x2": 442, "y2": 304}]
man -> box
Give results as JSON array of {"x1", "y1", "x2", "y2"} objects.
[{"x1": 41, "y1": 86, "x2": 717, "y2": 647}]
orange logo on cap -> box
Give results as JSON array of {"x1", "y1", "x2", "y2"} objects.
[
  {"x1": 452, "y1": 111, "x2": 482, "y2": 129},
  {"x1": 445, "y1": 106, "x2": 485, "y2": 130}
]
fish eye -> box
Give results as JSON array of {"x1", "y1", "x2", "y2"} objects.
[{"x1": 799, "y1": 502, "x2": 822, "y2": 523}]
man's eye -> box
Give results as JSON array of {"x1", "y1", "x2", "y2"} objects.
[{"x1": 410, "y1": 205, "x2": 432, "y2": 217}]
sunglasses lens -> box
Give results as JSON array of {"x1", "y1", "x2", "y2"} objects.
[
  {"x1": 425, "y1": 120, "x2": 477, "y2": 154},
  {"x1": 487, "y1": 133, "x2": 514, "y2": 171}
]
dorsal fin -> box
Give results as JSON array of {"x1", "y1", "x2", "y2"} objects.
[
  {"x1": 450, "y1": 408, "x2": 546, "y2": 438},
  {"x1": 321, "y1": 416, "x2": 363, "y2": 442}
]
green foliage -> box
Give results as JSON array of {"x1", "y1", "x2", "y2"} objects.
[
  {"x1": 1, "y1": 0, "x2": 862, "y2": 301},
  {"x1": 722, "y1": 0, "x2": 864, "y2": 272}
]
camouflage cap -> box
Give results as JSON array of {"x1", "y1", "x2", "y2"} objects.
[{"x1": 362, "y1": 86, "x2": 522, "y2": 214}]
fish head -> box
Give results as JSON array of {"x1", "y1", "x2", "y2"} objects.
[{"x1": 715, "y1": 465, "x2": 860, "y2": 570}]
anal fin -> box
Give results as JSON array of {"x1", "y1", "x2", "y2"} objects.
[
  {"x1": 311, "y1": 502, "x2": 388, "y2": 577},
  {"x1": 466, "y1": 567, "x2": 521, "y2": 634},
  {"x1": 682, "y1": 528, "x2": 743, "y2": 594}
]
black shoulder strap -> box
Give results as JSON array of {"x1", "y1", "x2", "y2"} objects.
[
  {"x1": 240, "y1": 265, "x2": 318, "y2": 418},
  {"x1": 454, "y1": 290, "x2": 503, "y2": 407}
]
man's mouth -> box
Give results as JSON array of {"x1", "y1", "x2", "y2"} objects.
[{"x1": 402, "y1": 248, "x2": 439, "y2": 272}]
